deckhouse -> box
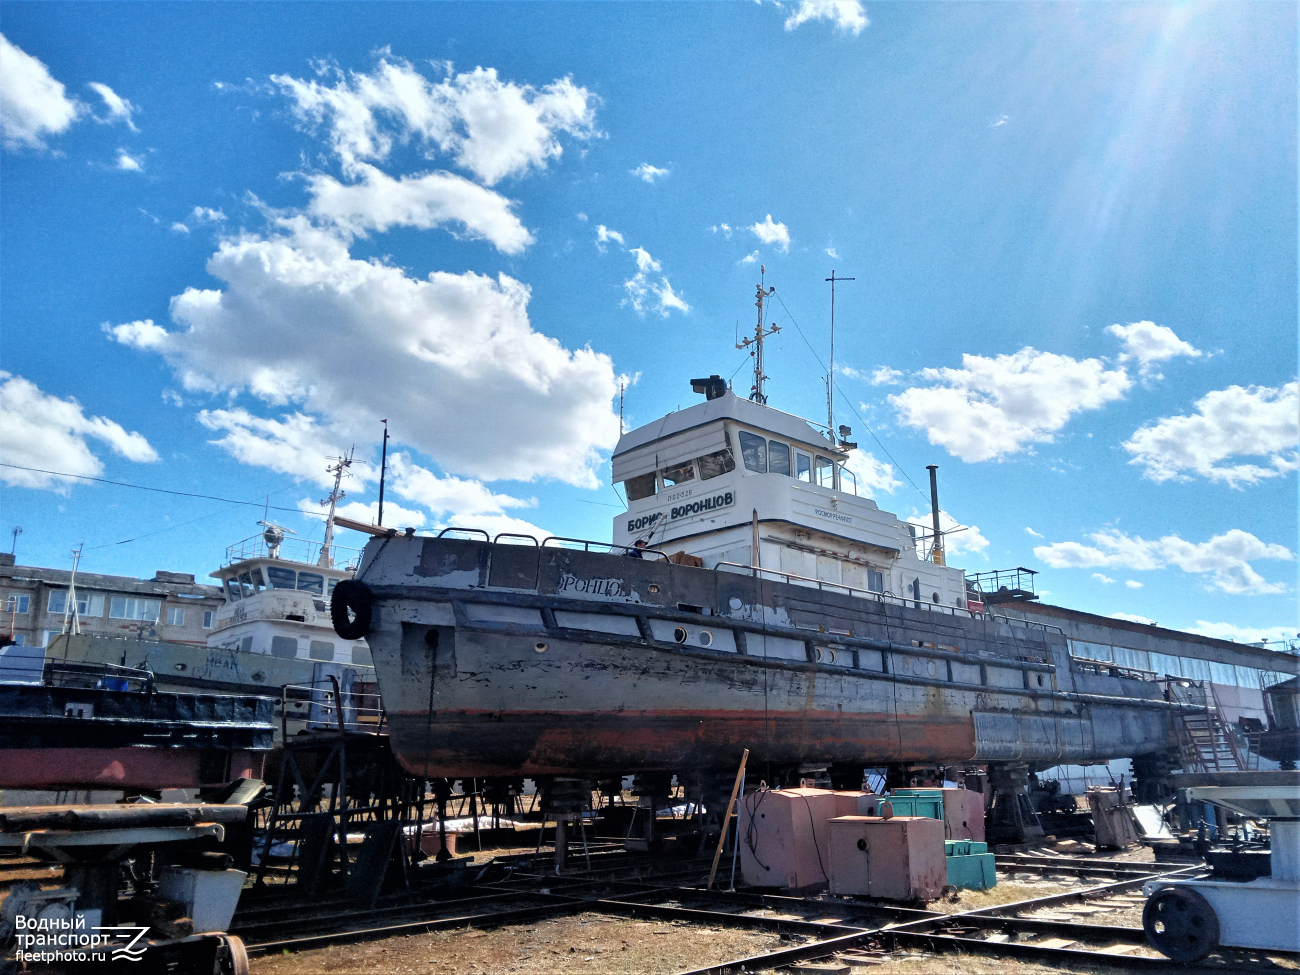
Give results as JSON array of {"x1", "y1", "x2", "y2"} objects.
[{"x1": 611, "y1": 382, "x2": 969, "y2": 613}]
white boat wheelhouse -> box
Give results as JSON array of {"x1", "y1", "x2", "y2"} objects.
[{"x1": 611, "y1": 388, "x2": 969, "y2": 611}]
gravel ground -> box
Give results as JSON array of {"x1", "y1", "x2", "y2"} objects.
[{"x1": 251, "y1": 912, "x2": 791, "y2": 975}]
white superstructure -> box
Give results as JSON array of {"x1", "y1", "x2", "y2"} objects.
[{"x1": 611, "y1": 384, "x2": 970, "y2": 612}]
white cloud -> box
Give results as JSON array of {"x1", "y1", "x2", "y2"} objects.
[
  {"x1": 1110, "y1": 612, "x2": 1156, "y2": 625},
  {"x1": 631, "y1": 163, "x2": 669, "y2": 183},
  {"x1": 1185, "y1": 620, "x2": 1300, "y2": 647},
  {"x1": 1026, "y1": 527, "x2": 1044, "y2": 538},
  {"x1": 622, "y1": 245, "x2": 688, "y2": 316},
  {"x1": 906, "y1": 508, "x2": 990, "y2": 560},
  {"x1": 104, "y1": 318, "x2": 169, "y2": 349},
  {"x1": 843, "y1": 448, "x2": 899, "y2": 496},
  {"x1": 991, "y1": 115, "x2": 1009, "y2": 128},
  {"x1": 1123, "y1": 381, "x2": 1299, "y2": 488},
  {"x1": 739, "y1": 250, "x2": 760, "y2": 265},
  {"x1": 301, "y1": 497, "x2": 427, "y2": 530},
  {"x1": 197, "y1": 408, "x2": 375, "y2": 489},
  {"x1": 889, "y1": 347, "x2": 1132, "y2": 462},
  {"x1": 0, "y1": 372, "x2": 158, "y2": 490},
  {"x1": 595, "y1": 224, "x2": 624, "y2": 251},
  {"x1": 273, "y1": 58, "x2": 597, "y2": 185},
  {"x1": 1125, "y1": 579, "x2": 1143, "y2": 589},
  {"x1": 88, "y1": 82, "x2": 137, "y2": 131},
  {"x1": 191, "y1": 206, "x2": 226, "y2": 223},
  {"x1": 825, "y1": 246, "x2": 838, "y2": 259},
  {"x1": 748, "y1": 214, "x2": 790, "y2": 252},
  {"x1": 109, "y1": 219, "x2": 622, "y2": 487},
  {"x1": 1034, "y1": 527, "x2": 1293, "y2": 595},
  {"x1": 115, "y1": 149, "x2": 143, "y2": 171},
  {"x1": 170, "y1": 222, "x2": 190, "y2": 234},
  {"x1": 387, "y1": 452, "x2": 549, "y2": 538},
  {"x1": 710, "y1": 223, "x2": 732, "y2": 238},
  {"x1": 304, "y1": 162, "x2": 533, "y2": 254},
  {"x1": 870, "y1": 366, "x2": 903, "y2": 386},
  {"x1": 1092, "y1": 572, "x2": 1114, "y2": 584},
  {"x1": 783, "y1": 0, "x2": 868, "y2": 35},
  {"x1": 0, "y1": 33, "x2": 82, "y2": 150},
  {"x1": 1105, "y1": 321, "x2": 1201, "y2": 379}
]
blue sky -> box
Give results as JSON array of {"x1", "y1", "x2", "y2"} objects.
[{"x1": 1, "y1": 1, "x2": 1296, "y2": 646}]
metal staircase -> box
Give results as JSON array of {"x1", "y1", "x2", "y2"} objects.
[{"x1": 1168, "y1": 680, "x2": 1256, "y2": 773}]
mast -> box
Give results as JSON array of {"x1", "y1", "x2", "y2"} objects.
[
  {"x1": 377, "y1": 420, "x2": 389, "y2": 527},
  {"x1": 318, "y1": 451, "x2": 353, "y2": 568},
  {"x1": 62, "y1": 543, "x2": 83, "y2": 636},
  {"x1": 736, "y1": 266, "x2": 779, "y2": 404},
  {"x1": 825, "y1": 270, "x2": 854, "y2": 439}
]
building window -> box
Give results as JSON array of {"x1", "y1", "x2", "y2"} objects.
[
  {"x1": 738, "y1": 432, "x2": 767, "y2": 472},
  {"x1": 270, "y1": 636, "x2": 298, "y2": 659},
  {"x1": 202, "y1": 611, "x2": 215, "y2": 629},
  {"x1": 768, "y1": 441, "x2": 791, "y2": 476},
  {"x1": 42, "y1": 630, "x2": 61, "y2": 647},
  {"x1": 697, "y1": 449, "x2": 735, "y2": 480},
  {"x1": 4, "y1": 594, "x2": 30, "y2": 614},
  {"x1": 109, "y1": 597, "x2": 160, "y2": 622},
  {"x1": 167, "y1": 607, "x2": 185, "y2": 627},
  {"x1": 9, "y1": 634, "x2": 23, "y2": 646},
  {"x1": 309, "y1": 640, "x2": 335, "y2": 661}
]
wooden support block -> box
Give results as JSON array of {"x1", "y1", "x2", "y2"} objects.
[{"x1": 1033, "y1": 938, "x2": 1077, "y2": 949}]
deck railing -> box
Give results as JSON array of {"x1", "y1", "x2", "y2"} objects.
[{"x1": 280, "y1": 677, "x2": 385, "y2": 738}]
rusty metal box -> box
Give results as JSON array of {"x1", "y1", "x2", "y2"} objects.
[
  {"x1": 738, "y1": 788, "x2": 860, "y2": 889},
  {"x1": 941, "y1": 788, "x2": 986, "y2": 842},
  {"x1": 828, "y1": 816, "x2": 948, "y2": 901}
]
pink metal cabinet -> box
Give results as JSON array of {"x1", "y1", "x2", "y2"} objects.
[
  {"x1": 828, "y1": 816, "x2": 947, "y2": 901},
  {"x1": 941, "y1": 788, "x2": 986, "y2": 842},
  {"x1": 738, "y1": 788, "x2": 861, "y2": 889}
]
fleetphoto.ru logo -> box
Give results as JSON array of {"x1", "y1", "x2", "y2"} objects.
[{"x1": 13, "y1": 913, "x2": 148, "y2": 963}]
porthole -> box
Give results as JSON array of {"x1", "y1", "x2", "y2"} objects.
[
  {"x1": 1037, "y1": 674, "x2": 1045, "y2": 687},
  {"x1": 927, "y1": 660, "x2": 938, "y2": 678},
  {"x1": 814, "y1": 647, "x2": 824, "y2": 662},
  {"x1": 648, "y1": 584, "x2": 660, "y2": 594},
  {"x1": 728, "y1": 596, "x2": 743, "y2": 610},
  {"x1": 174, "y1": 663, "x2": 187, "y2": 672},
  {"x1": 534, "y1": 642, "x2": 548, "y2": 653},
  {"x1": 827, "y1": 649, "x2": 838, "y2": 665},
  {"x1": 673, "y1": 626, "x2": 688, "y2": 644},
  {"x1": 699, "y1": 631, "x2": 714, "y2": 647},
  {"x1": 932, "y1": 592, "x2": 940, "y2": 603}
]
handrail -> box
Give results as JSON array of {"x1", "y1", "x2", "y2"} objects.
[
  {"x1": 715, "y1": 561, "x2": 978, "y2": 618},
  {"x1": 541, "y1": 536, "x2": 671, "y2": 562},
  {"x1": 279, "y1": 678, "x2": 386, "y2": 737},
  {"x1": 493, "y1": 532, "x2": 540, "y2": 547},
  {"x1": 437, "y1": 527, "x2": 491, "y2": 540},
  {"x1": 1070, "y1": 656, "x2": 1158, "y2": 682}
]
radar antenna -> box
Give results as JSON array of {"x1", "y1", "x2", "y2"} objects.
[
  {"x1": 318, "y1": 450, "x2": 354, "y2": 568},
  {"x1": 736, "y1": 266, "x2": 779, "y2": 404}
]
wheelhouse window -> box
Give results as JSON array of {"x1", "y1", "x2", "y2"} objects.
[
  {"x1": 698, "y1": 448, "x2": 736, "y2": 480},
  {"x1": 796, "y1": 452, "x2": 811, "y2": 482},
  {"x1": 265, "y1": 566, "x2": 297, "y2": 589},
  {"x1": 224, "y1": 578, "x2": 240, "y2": 601},
  {"x1": 738, "y1": 432, "x2": 767, "y2": 472},
  {"x1": 625, "y1": 472, "x2": 657, "y2": 501},
  {"x1": 237, "y1": 572, "x2": 256, "y2": 598},
  {"x1": 296, "y1": 572, "x2": 325, "y2": 595},
  {"x1": 814, "y1": 455, "x2": 835, "y2": 488},
  {"x1": 661, "y1": 460, "x2": 696, "y2": 486},
  {"x1": 768, "y1": 440, "x2": 791, "y2": 476}
]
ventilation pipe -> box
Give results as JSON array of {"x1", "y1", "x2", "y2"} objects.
[{"x1": 926, "y1": 465, "x2": 944, "y2": 566}]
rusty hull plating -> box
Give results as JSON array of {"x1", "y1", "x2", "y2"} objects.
[{"x1": 350, "y1": 535, "x2": 1175, "y2": 779}]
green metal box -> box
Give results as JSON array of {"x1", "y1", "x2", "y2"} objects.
[
  {"x1": 945, "y1": 849, "x2": 996, "y2": 890},
  {"x1": 885, "y1": 789, "x2": 944, "y2": 822}
]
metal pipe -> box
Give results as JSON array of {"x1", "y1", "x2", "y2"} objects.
[{"x1": 926, "y1": 464, "x2": 943, "y2": 565}]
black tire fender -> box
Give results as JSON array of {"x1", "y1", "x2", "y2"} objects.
[{"x1": 331, "y1": 579, "x2": 373, "y2": 640}]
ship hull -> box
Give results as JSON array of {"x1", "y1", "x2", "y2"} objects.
[{"x1": 353, "y1": 536, "x2": 1177, "y2": 780}]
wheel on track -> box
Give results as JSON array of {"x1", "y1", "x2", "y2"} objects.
[
  {"x1": 1143, "y1": 885, "x2": 1218, "y2": 963},
  {"x1": 214, "y1": 934, "x2": 250, "y2": 975}
]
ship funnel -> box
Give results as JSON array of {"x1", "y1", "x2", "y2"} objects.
[{"x1": 690, "y1": 375, "x2": 728, "y2": 401}]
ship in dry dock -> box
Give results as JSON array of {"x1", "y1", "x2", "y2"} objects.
[{"x1": 329, "y1": 282, "x2": 1200, "y2": 837}]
